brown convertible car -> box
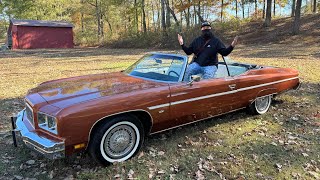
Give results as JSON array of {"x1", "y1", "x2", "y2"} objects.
[{"x1": 12, "y1": 53, "x2": 299, "y2": 165}]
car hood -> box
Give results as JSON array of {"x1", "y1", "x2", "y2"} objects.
[{"x1": 28, "y1": 72, "x2": 167, "y2": 108}]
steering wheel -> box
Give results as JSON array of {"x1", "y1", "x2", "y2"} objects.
[{"x1": 168, "y1": 71, "x2": 179, "y2": 77}]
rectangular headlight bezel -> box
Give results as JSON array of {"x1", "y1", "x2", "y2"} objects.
[
  {"x1": 25, "y1": 100, "x2": 35, "y2": 128},
  {"x1": 37, "y1": 112, "x2": 58, "y2": 134}
]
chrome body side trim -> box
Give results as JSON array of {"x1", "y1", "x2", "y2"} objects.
[
  {"x1": 236, "y1": 77, "x2": 298, "y2": 92},
  {"x1": 147, "y1": 77, "x2": 299, "y2": 110},
  {"x1": 13, "y1": 110, "x2": 65, "y2": 159},
  {"x1": 148, "y1": 103, "x2": 170, "y2": 110},
  {"x1": 86, "y1": 109, "x2": 154, "y2": 150}
]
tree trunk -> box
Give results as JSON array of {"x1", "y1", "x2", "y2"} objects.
[
  {"x1": 236, "y1": 0, "x2": 238, "y2": 18},
  {"x1": 134, "y1": 0, "x2": 138, "y2": 32},
  {"x1": 157, "y1": 0, "x2": 161, "y2": 30},
  {"x1": 313, "y1": 0, "x2": 317, "y2": 13},
  {"x1": 180, "y1": 11, "x2": 183, "y2": 27},
  {"x1": 166, "y1": 0, "x2": 171, "y2": 28},
  {"x1": 221, "y1": 0, "x2": 224, "y2": 22},
  {"x1": 193, "y1": 4, "x2": 197, "y2": 25},
  {"x1": 197, "y1": 0, "x2": 201, "y2": 24},
  {"x1": 273, "y1": 0, "x2": 276, "y2": 17},
  {"x1": 152, "y1": 4, "x2": 156, "y2": 30},
  {"x1": 81, "y1": 13, "x2": 84, "y2": 32},
  {"x1": 195, "y1": 10, "x2": 204, "y2": 23},
  {"x1": 95, "y1": 0, "x2": 101, "y2": 39},
  {"x1": 263, "y1": 0, "x2": 266, "y2": 18},
  {"x1": 291, "y1": 0, "x2": 296, "y2": 17},
  {"x1": 264, "y1": 0, "x2": 272, "y2": 27},
  {"x1": 106, "y1": 17, "x2": 112, "y2": 34},
  {"x1": 80, "y1": 0, "x2": 84, "y2": 32},
  {"x1": 165, "y1": 0, "x2": 179, "y2": 26},
  {"x1": 146, "y1": 5, "x2": 150, "y2": 31},
  {"x1": 293, "y1": 0, "x2": 302, "y2": 34},
  {"x1": 142, "y1": 0, "x2": 147, "y2": 33},
  {"x1": 241, "y1": 0, "x2": 245, "y2": 19},
  {"x1": 186, "y1": 0, "x2": 190, "y2": 28},
  {"x1": 100, "y1": 14, "x2": 104, "y2": 38},
  {"x1": 255, "y1": 0, "x2": 257, "y2": 18},
  {"x1": 161, "y1": 0, "x2": 166, "y2": 31}
]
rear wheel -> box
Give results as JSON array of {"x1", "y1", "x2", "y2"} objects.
[
  {"x1": 88, "y1": 115, "x2": 144, "y2": 166},
  {"x1": 248, "y1": 95, "x2": 272, "y2": 115}
]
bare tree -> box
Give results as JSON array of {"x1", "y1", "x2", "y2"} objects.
[
  {"x1": 166, "y1": 0, "x2": 171, "y2": 27},
  {"x1": 263, "y1": 0, "x2": 266, "y2": 18},
  {"x1": 235, "y1": 0, "x2": 238, "y2": 18},
  {"x1": 273, "y1": 0, "x2": 276, "y2": 17},
  {"x1": 195, "y1": 10, "x2": 204, "y2": 23},
  {"x1": 164, "y1": 0, "x2": 179, "y2": 26},
  {"x1": 313, "y1": 0, "x2": 317, "y2": 13},
  {"x1": 293, "y1": 0, "x2": 302, "y2": 34},
  {"x1": 255, "y1": 0, "x2": 258, "y2": 18},
  {"x1": 187, "y1": 0, "x2": 190, "y2": 28},
  {"x1": 264, "y1": 0, "x2": 272, "y2": 27},
  {"x1": 134, "y1": 0, "x2": 138, "y2": 32},
  {"x1": 241, "y1": 0, "x2": 245, "y2": 18},
  {"x1": 142, "y1": 0, "x2": 147, "y2": 33},
  {"x1": 291, "y1": 0, "x2": 296, "y2": 17},
  {"x1": 161, "y1": 0, "x2": 166, "y2": 31},
  {"x1": 221, "y1": 0, "x2": 224, "y2": 22}
]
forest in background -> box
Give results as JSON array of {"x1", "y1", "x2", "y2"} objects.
[{"x1": 0, "y1": 0, "x2": 319, "y2": 47}]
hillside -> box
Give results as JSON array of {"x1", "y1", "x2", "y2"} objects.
[
  {"x1": 223, "y1": 14, "x2": 320, "y2": 45},
  {"x1": 107, "y1": 14, "x2": 320, "y2": 49}
]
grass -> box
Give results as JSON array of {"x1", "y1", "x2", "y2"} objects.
[{"x1": 0, "y1": 44, "x2": 319, "y2": 179}]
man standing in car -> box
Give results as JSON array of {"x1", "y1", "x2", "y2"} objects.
[{"x1": 178, "y1": 21, "x2": 238, "y2": 81}]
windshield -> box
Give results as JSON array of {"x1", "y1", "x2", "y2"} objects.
[{"x1": 125, "y1": 54, "x2": 186, "y2": 82}]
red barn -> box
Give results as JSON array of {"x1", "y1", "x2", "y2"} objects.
[{"x1": 7, "y1": 19, "x2": 74, "y2": 49}]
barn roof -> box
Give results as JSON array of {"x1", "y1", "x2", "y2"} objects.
[{"x1": 10, "y1": 19, "x2": 73, "y2": 28}]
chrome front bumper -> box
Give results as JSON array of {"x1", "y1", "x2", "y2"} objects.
[{"x1": 12, "y1": 110, "x2": 65, "y2": 159}]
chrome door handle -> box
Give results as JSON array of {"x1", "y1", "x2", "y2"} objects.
[{"x1": 229, "y1": 84, "x2": 236, "y2": 90}]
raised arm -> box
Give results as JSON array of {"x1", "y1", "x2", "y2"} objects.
[
  {"x1": 217, "y1": 36, "x2": 239, "y2": 56},
  {"x1": 178, "y1": 34, "x2": 194, "y2": 55}
]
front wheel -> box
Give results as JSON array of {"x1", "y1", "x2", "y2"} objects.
[
  {"x1": 248, "y1": 95, "x2": 272, "y2": 115},
  {"x1": 88, "y1": 115, "x2": 144, "y2": 166}
]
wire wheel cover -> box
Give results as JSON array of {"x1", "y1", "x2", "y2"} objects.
[
  {"x1": 104, "y1": 124, "x2": 136, "y2": 159},
  {"x1": 255, "y1": 96, "x2": 270, "y2": 113}
]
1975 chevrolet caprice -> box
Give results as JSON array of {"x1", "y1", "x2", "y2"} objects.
[{"x1": 12, "y1": 53, "x2": 300, "y2": 165}]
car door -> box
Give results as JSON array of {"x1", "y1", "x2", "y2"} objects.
[{"x1": 168, "y1": 64, "x2": 237, "y2": 127}]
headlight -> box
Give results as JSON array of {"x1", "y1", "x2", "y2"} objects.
[{"x1": 37, "y1": 112, "x2": 57, "y2": 134}]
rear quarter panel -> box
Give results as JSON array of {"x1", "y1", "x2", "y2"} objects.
[{"x1": 233, "y1": 67, "x2": 299, "y2": 108}]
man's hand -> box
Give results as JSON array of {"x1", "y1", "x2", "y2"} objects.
[
  {"x1": 178, "y1": 34, "x2": 184, "y2": 46},
  {"x1": 231, "y1": 36, "x2": 239, "y2": 48}
]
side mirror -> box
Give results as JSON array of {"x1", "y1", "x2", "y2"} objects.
[{"x1": 187, "y1": 75, "x2": 201, "y2": 86}]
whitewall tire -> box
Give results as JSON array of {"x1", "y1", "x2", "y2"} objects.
[
  {"x1": 248, "y1": 95, "x2": 272, "y2": 115},
  {"x1": 88, "y1": 115, "x2": 144, "y2": 166}
]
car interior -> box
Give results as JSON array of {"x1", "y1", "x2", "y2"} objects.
[{"x1": 128, "y1": 54, "x2": 261, "y2": 83}]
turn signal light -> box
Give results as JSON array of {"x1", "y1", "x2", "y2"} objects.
[{"x1": 74, "y1": 143, "x2": 86, "y2": 149}]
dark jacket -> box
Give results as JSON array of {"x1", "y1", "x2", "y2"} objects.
[{"x1": 181, "y1": 36, "x2": 233, "y2": 67}]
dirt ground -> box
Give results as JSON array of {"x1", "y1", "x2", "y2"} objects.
[{"x1": 0, "y1": 44, "x2": 319, "y2": 179}]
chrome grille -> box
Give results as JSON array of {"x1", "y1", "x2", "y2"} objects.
[{"x1": 25, "y1": 103, "x2": 34, "y2": 126}]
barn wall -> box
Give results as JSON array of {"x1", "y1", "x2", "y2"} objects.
[
  {"x1": 16, "y1": 26, "x2": 73, "y2": 49},
  {"x1": 10, "y1": 25, "x2": 20, "y2": 49}
]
